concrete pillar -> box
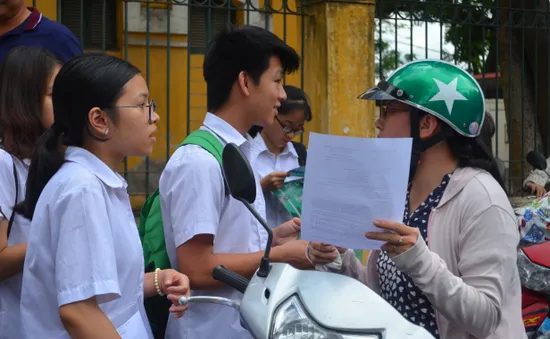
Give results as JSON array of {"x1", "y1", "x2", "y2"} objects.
[
  {"x1": 302, "y1": 0, "x2": 377, "y2": 139},
  {"x1": 302, "y1": 0, "x2": 377, "y2": 263}
]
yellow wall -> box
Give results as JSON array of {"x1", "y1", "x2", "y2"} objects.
[{"x1": 26, "y1": 0, "x2": 56, "y2": 19}]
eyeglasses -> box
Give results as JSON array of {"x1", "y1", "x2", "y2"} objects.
[
  {"x1": 276, "y1": 116, "x2": 304, "y2": 135},
  {"x1": 380, "y1": 105, "x2": 409, "y2": 119},
  {"x1": 115, "y1": 100, "x2": 157, "y2": 121}
]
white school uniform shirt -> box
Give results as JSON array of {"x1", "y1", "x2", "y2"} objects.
[
  {"x1": 249, "y1": 134, "x2": 300, "y2": 228},
  {"x1": 0, "y1": 149, "x2": 29, "y2": 339},
  {"x1": 160, "y1": 112, "x2": 267, "y2": 339},
  {"x1": 19, "y1": 146, "x2": 152, "y2": 339}
]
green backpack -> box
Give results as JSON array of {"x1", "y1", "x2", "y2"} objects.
[{"x1": 138, "y1": 129, "x2": 226, "y2": 339}]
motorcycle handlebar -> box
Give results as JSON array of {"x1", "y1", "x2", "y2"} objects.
[{"x1": 212, "y1": 265, "x2": 249, "y2": 294}]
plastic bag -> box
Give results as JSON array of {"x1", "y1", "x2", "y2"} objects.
[
  {"x1": 518, "y1": 194, "x2": 550, "y2": 247},
  {"x1": 518, "y1": 248, "x2": 550, "y2": 294}
]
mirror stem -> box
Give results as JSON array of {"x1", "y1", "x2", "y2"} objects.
[{"x1": 239, "y1": 199, "x2": 272, "y2": 277}]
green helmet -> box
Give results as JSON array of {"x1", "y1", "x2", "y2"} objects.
[{"x1": 358, "y1": 59, "x2": 485, "y2": 138}]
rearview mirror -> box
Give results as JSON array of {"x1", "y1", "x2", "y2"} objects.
[
  {"x1": 221, "y1": 142, "x2": 273, "y2": 277},
  {"x1": 527, "y1": 151, "x2": 547, "y2": 171},
  {"x1": 222, "y1": 143, "x2": 256, "y2": 204}
]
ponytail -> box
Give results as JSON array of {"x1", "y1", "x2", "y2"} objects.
[{"x1": 14, "y1": 127, "x2": 66, "y2": 220}]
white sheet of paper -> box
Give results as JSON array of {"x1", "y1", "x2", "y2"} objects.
[{"x1": 300, "y1": 132, "x2": 412, "y2": 250}]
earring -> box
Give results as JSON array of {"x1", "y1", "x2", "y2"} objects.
[{"x1": 103, "y1": 128, "x2": 109, "y2": 136}]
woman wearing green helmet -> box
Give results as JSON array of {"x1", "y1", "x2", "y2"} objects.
[{"x1": 307, "y1": 60, "x2": 525, "y2": 339}]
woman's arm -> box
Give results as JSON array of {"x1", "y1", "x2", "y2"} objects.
[
  {"x1": 339, "y1": 249, "x2": 370, "y2": 283},
  {"x1": 59, "y1": 297, "x2": 120, "y2": 339},
  {"x1": 144, "y1": 268, "x2": 191, "y2": 318},
  {"x1": 144, "y1": 268, "x2": 191, "y2": 299},
  {"x1": 308, "y1": 243, "x2": 372, "y2": 284},
  {"x1": 144, "y1": 269, "x2": 163, "y2": 299},
  {"x1": 144, "y1": 268, "x2": 191, "y2": 301},
  {"x1": 524, "y1": 168, "x2": 548, "y2": 188},
  {"x1": 392, "y1": 205, "x2": 517, "y2": 338},
  {"x1": 0, "y1": 213, "x2": 26, "y2": 280}
]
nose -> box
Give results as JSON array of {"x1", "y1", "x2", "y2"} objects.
[
  {"x1": 375, "y1": 117, "x2": 383, "y2": 131},
  {"x1": 151, "y1": 111, "x2": 160, "y2": 124},
  {"x1": 279, "y1": 85, "x2": 287, "y2": 102}
]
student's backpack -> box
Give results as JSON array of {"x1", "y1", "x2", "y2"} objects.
[
  {"x1": 138, "y1": 129, "x2": 227, "y2": 339},
  {"x1": 291, "y1": 141, "x2": 307, "y2": 167}
]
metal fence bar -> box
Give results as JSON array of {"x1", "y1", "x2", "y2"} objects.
[
  {"x1": 144, "y1": 2, "x2": 151, "y2": 198},
  {"x1": 166, "y1": 4, "x2": 172, "y2": 163}
]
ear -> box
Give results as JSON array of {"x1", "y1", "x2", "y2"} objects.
[
  {"x1": 418, "y1": 114, "x2": 439, "y2": 139},
  {"x1": 88, "y1": 107, "x2": 110, "y2": 137},
  {"x1": 237, "y1": 71, "x2": 251, "y2": 97}
]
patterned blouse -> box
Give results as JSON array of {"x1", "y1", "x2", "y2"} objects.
[{"x1": 376, "y1": 173, "x2": 452, "y2": 339}]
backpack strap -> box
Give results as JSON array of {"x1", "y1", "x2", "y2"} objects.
[
  {"x1": 291, "y1": 141, "x2": 307, "y2": 167},
  {"x1": 181, "y1": 130, "x2": 230, "y2": 195},
  {"x1": 6, "y1": 159, "x2": 18, "y2": 239}
]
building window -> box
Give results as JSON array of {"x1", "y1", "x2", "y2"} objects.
[
  {"x1": 189, "y1": 0, "x2": 237, "y2": 54},
  {"x1": 60, "y1": 0, "x2": 118, "y2": 51}
]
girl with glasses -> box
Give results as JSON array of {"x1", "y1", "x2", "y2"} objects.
[
  {"x1": 248, "y1": 85, "x2": 312, "y2": 228},
  {"x1": 16, "y1": 53, "x2": 190, "y2": 338}
]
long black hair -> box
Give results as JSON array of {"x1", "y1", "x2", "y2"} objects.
[
  {"x1": 414, "y1": 109, "x2": 506, "y2": 192},
  {"x1": 478, "y1": 111, "x2": 496, "y2": 156},
  {"x1": 0, "y1": 46, "x2": 61, "y2": 159},
  {"x1": 444, "y1": 115, "x2": 506, "y2": 192},
  {"x1": 248, "y1": 85, "x2": 312, "y2": 137},
  {"x1": 15, "y1": 53, "x2": 140, "y2": 220}
]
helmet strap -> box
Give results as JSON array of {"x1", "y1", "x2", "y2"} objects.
[{"x1": 408, "y1": 107, "x2": 453, "y2": 183}]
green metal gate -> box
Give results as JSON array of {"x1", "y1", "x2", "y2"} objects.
[
  {"x1": 34, "y1": 0, "x2": 305, "y2": 208},
  {"x1": 376, "y1": 0, "x2": 549, "y2": 193}
]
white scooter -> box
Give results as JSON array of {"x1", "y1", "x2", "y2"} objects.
[{"x1": 178, "y1": 143, "x2": 435, "y2": 339}]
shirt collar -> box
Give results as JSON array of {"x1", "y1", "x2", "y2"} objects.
[
  {"x1": 24, "y1": 8, "x2": 42, "y2": 31},
  {"x1": 252, "y1": 133, "x2": 298, "y2": 158},
  {"x1": 65, "y1": 146, "x2": 127, "y2": 189},
  {"x1": 203, "y1": 112, "x2": 248, "y2": 147},
  {"x1": 3, "y1": 7, "x2": 42, "y2": 37}
]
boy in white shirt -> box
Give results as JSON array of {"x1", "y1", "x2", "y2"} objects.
[{"x1": 160, "y1": 26, "x2": 313, "y2": 339}]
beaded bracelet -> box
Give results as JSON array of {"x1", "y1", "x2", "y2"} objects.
[{"x1": 154, "y1": 268, "x2": 165, "y2": 296}]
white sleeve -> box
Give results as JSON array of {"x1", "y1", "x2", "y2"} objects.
[
  {"x1": 392, "y1": 206, "x2": 518, "y2": 337},
  {"x1": 523, "y1": 157, "x2": 550, "y2": 187},
  {"x1": 0, "y1": 152, "x2": 17, "y2": 219},
  {"x1": 523, "y1": 169, "x2": 548, "y2": 187},
  {"x1": 159, "y1": 147, "x2": 225, "y2": 247},
  {"x1": 53, "y1": 185, "x2": 120, "y2": 307}
]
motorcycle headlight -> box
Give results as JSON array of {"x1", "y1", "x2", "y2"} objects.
[{"x1": 271, "y1": 295, "x2": 380, "y2": 339}]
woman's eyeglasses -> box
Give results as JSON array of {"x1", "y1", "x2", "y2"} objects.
[
  {"x1": 379, "y1": 105, "x2": 409, "y2": 119},
  {"x1": 276, "y1": 116, "x2": 304, "y2": 135},
  {"x1": 115, "y1": 100, "x2": 157, "y2": 121}
]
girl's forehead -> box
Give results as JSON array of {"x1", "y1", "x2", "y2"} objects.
[
  {"x1": 383, "y1": 100, "x2": 409, "y2": 109},
  {"x1": 283, "y1": 108, "x2": 307, "y2": 118}
]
